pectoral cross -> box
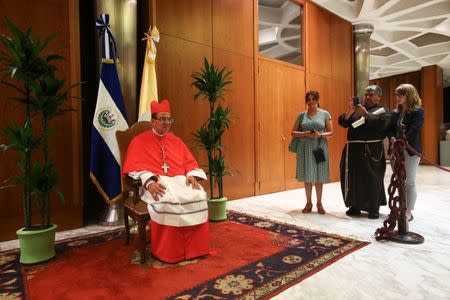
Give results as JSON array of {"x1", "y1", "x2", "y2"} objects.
[{"x1": 162, "y1": 162, "x2": 169, "y2": 174}]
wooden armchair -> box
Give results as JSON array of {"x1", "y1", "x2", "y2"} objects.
[{"x1": 116, "y1": 121, "x2": 152, "y2": 264}]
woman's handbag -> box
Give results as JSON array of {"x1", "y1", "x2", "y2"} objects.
[
  {"x1": 312, "y1": 138, "x2": 326, "y2": 163},
  {"x1": 288, "y1": 112, "x2": 305, "y2": 153},
  {"x1": 288, "y1": 138, "x2": 298, "y2": 153}
]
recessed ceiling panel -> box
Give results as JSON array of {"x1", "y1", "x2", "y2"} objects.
[
  {"x1": 386, "y1": 53, "x2": 409, "y2": 64},
  {"x1": 381, "y1": 0, "x2": 431, "y2": 17},
  {"x1": 370, "y1": 66, "x2": 381, "y2": 72},
  {"x1": 281, "y1": 28, "x2": 299, "y2": 38},
  {"x1": 392, "y1": 60, "x2": 422, "y2": 68},
  {"x1": 285, "y1": 38, "x2": 300, "y2": 48},
  {"x1": 377, "y1": 30, "x2": 421, "y2": 43},
  {"x1": 373, "y1": 0, "x2": 390, "y2": 10},
  {"x1": 370, "y1": 39, "x2": 383, "y2": 48},
  {"x1": 410, "y1": 33, "x2": 450, "y2": 47},
  {"x1": 402, "y1": 18, "x2": 447, "y2": 29},
  {"x1": 259, "y1": 42, "x2": 278, "y2": 52},
  {"x1": 289, "y1": 16, "x2": 300, "y2": 25},
  {"x1": 423, "y1": 54, "x2": 448, "y2": 64},
  {"x1": 371, "y1": 47, "x2": 397, "y2": 56},
  {"x1": 391, "y1": 2, "x2": 450, "y2": 22}
]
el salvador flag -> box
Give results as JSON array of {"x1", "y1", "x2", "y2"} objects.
[{"x1": 90, "y1": 14, "x2": 128, "y2": 204}]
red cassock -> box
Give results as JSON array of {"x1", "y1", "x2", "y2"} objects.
[{"x1": 122, "y1": 129, "x2": 210, "y2": 263}]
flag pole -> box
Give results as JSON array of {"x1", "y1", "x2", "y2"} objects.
[{"x1": 90, "y1": 14, "x2": 129, "y2": 226}]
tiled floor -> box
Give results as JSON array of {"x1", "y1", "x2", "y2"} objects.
[{"x1": 1, "y1": 165, "x2": 449, "y2": 299}]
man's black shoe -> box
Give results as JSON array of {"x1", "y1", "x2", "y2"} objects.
[
  {"x1": 368, "y1": 212, "x2": 379, "y2": 219},
  {"x1": 346, "y1": 207, "x2": 361, "y2": 216}
]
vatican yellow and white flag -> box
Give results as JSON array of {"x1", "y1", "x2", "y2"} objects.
[{"x1": 138, "y1": 26, "x2": 160, "y2": 121}]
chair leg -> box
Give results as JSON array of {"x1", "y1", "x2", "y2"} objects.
[
  {"x1": 124, "y1": 209, "x2": 130, "y2": 245},
  {"x1": 138, "y1": 220, "x2": 147, "y2": 264}
]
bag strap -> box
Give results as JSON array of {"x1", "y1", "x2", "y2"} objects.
[{"x1": 297, "y1": 112, "x2": 306, "y2": 130}]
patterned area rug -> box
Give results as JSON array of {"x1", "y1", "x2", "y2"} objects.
[{"x1": 0, "y1": 211, "x2": 369, "y2": 299}]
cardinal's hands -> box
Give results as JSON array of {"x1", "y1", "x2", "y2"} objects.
[
  {"x1": 147, "y1": 182, "x2": 166, "y2": 201},
  {"x1": 186, "y1": 176, "x2": 202, "y2": 190}
]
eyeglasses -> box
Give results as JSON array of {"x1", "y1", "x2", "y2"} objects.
[
  {"x1": 153, "y1": 117, "x2": 174, "y2": 123},
  {"x1": 306, "y1": 98, "x2": 318, "y2": 102}
]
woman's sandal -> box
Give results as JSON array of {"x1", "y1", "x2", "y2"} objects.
[
  {"x1": 317, "y1": 203, "x2": 326, "y2": 214},
  {"x1": 302, "y1": 203, "x2": 313, "y2": 213}
]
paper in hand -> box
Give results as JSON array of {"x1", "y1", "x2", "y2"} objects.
[{"x1": 351, "y1": 107, "x2": 386, "y2": 128}]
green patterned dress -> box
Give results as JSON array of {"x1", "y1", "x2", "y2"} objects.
[{"x1": 293, "y1": 109, "x2": 331, "y2": 183}]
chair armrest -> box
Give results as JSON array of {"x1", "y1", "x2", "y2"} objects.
[{"x1": 124, "y1": 175, "x2": 142, "y2": 205}]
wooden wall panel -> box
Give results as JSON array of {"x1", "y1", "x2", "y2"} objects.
[
  {"x1": 329, "y1": 79, "x2": 351, "y2": 182},
  {"x1": 258, "y1": 58, "x2": 285, "y2": 194},
  {"x1": 422, "y1": 65, "x2": 443, "y2": 164},
  {"x1": 155, "y1": 34, "x2": 211, "y2": 162},
  {"x1": 0, "y1": 0, "x2": 82, "y2": 241},
  {"x1": 370, "y1": 71, "x2": 421, "y2": 110},
  {"x1": 212, "y1": 0, "x2": 253, "y2": 57},
  {"x1": 69, "y1": 0, "x2": 83, "y2": 208},
  {"x1": 306, "y1": 3, "x2": 353, "y2": 184},
  {"x1": 281, "y1": 66, "x2": 305, "y2": 190},
  {"x1": 155, "y1": 0, "x2": 212, "y2": 46},
  {"x1": 257, "y1": 57, "x2": 306, "y2": 193},
  {"x1": 214, "y1": 50, "x2": 255, "y2": 199},
  {"x1": 370, "y1": 77, "x2": 392, "y2": 108},
  {"x1": 307, "y1": 73, "x2": 344, "y2": 182},
  {"x1": 155, "y1": 0, "x2": 257, "y2": 200},
  {"x1": 331, "y1": 15, "x2": 352, "y2": 82},
  {"x1": 306, "y1": 2, "x2": 331, "y2": 78}
]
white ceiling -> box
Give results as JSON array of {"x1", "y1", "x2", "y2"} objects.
[{"x1": 312, "y1": 0, "x2": 450, "y2": 87}]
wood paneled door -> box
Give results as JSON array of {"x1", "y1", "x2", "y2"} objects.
[{"x1": 257, "y1": 57, "x2": 305, "y2": 194}]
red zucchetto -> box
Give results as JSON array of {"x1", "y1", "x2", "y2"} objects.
[{"x1": 151, "y1": 99, "x2": 171, "y2": 113}]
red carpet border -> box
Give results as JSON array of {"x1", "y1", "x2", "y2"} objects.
[{"x1": 0, "y1": 210, "x2": 369, "y2": 299}]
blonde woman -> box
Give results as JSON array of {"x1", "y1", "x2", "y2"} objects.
[{"x1": 389, "y1": 84, "x2": 424, "y2": 222}]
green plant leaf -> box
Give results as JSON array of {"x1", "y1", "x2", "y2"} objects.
[
  {"x1": 191, "y1": 57, "x2": 233, "y2": 197},
  {"x1": 0, "y1": 18, "x2": 102, "y2": 228}
]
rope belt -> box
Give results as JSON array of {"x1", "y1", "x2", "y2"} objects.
[{"x1": 344, "y1": 139, "x2": 383, "y2": 201}]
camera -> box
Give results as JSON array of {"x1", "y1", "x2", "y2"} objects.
[{"x1": 352, "y1": 96, "x2": 360, "y2": 106}]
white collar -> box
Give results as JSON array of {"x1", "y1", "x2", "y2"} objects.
[{"x1": 152, "y1": 128, "x2": 166, "y2": 137}]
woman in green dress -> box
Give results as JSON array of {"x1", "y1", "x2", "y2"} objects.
[{"x1": 291, "y1": 91, "x2": 333, "y2": 214}]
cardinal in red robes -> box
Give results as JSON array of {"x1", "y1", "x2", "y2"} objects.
[{"x1": 122, "y1": 99, "x2": 209, "y2": 263}]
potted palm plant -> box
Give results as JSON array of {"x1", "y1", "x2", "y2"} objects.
[
  {"x1": 191, "y1": 58, "x2": 232, "y2": 221},
  {"x1": 0, "y1": 18, "x2": 78, "y2": 264}
]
